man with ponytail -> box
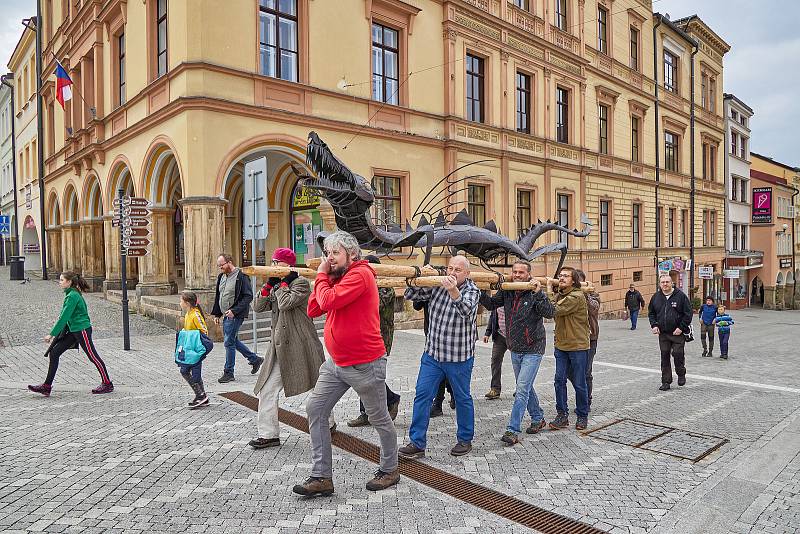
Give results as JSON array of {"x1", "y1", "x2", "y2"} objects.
[{"x1": 28, "y1": 271, "x2": 114, "y2": 396}]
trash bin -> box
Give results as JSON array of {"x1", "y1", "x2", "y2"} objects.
[{"x1": 9, "y1": 256, "x2": 24, "y2": 281}]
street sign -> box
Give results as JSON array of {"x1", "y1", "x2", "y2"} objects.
[
  {"x1": 0, "y1": 215, "x2": 10, "y2": 237},
  {"x1": 243, "y1": 157, "x2": 268, "y2": 240},
  {"x1": 113, "y1": 196, "x2": 149, "y2": 207},
  {"x1": 122, "y1": 227, "x2": 151, "y2": 238},
  {"x1": 723, "y1": 269, "x2": 740, "y2": 279},
  {"x1": 123, "y1": 206, "x2": 151, "y2": 218},
  {"x1": 123, "y1": 248, "x2": 150, "y2": 257},
  {"x1": 122, "y1": 237, "x2": 151, "y2": 248},
  {"x1": 698, "y1": 266, "x2": 714, "y2": 279},
  {"x1": 123, "y1": 217, "x2": 150, "y2": 227}
]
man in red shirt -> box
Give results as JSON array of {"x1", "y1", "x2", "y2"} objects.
[{"x1": 292, "y1": 231, "x2": 399, "y2": 497}]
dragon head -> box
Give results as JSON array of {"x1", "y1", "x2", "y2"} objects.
[{"x1": 303, "y1": 132, "x2": 374, "y2": 203}]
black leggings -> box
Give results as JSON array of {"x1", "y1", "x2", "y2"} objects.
[{"x1": 45, "y1": 327, "x2": 112, "y2": 386}]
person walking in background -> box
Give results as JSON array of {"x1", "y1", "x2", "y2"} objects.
[
  {"x1": 176, "y1": 291, "x2": 211, "y2": 409},
  {"x1": 713, "y1": 305, "x2": 734, "y2": 360},
  {"x1": 414, "y1": 300, "x2": 454, "y2": 418},
  {"x1": 480, "y1": 260, "x2": 554, "y2": 445},
  {"x1": 625, "y1": 284, "x2": 645, "y2": 330},
  {"x1": 294, "y1": 232, "x2": 398, "y2": 497},
  {"x1": 249, "y1": 248, "x2": 327, "y2": 449},
  {"x1": 28, "y1": 271, "x2": 113, "y2": 396},
  {"x1": 698, "y1": 296, "x2": 717, "y2": 357},
  {"x1": 648, "y1": 274, "x2": 693, "y2": 391},
  {"x1": 547, "y1": 267, "x2": 590, "y2": 431},
  {"x1": 400, "y1": 255, "x2": 481, "y2": 459},
  {"x1": 347, "y1": 255, "x2": 401, "y2": 427},
  {"x1": 575, "y1": 270, "x2": 600, "y2": 408},
  {"x1": 482, "y1": 306, "x2": 507, "y2": 400},
  {"x1": 211, "y1": 254, "x2": 264, "y2": 383}
]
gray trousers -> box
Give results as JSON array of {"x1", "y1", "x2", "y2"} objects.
[
  {"x1": 306, "y1": 356, "x2": 397, "y2": 478},
  {"x1": 490, "y1": 334, "x2": 508, "y2": 391},
  {"x1": 700, "y1": 322, "x2": 715, "y2": 353}
]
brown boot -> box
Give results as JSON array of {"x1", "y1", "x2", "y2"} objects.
[
  {"x1": 292, "y1": 477, "x2": 334, "y2": 497},
  {"x1": 365, "y1": 469, "x2": 400, "y2": 491}
]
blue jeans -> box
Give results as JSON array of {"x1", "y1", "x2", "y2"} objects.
[
  {"x1": 507, "y1": 352, "x2": 544, "y2": 434},
  {"x1": 223, "y1": 316, "x2": 258, "y2": 373},
  {"x1": 630, "y1": 309, "x2": 639, "y2": 329},
  {"x1": 554, "y1": 348, "x2": 589, "y2": 418},
  {"x1": 719, "y1": 331, "x2": 730, "y2": 356},
  {"x1": 409, "y1": 353, "x2": 474, "y2": 449}
]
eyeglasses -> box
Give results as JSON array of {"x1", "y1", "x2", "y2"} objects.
[
  {"x1": 558, "y1": 273, "x2": 572, "y2": 279},
  {"x1": 217, "y1": 261, "x2": 229, "y2": 268},
  {"x1": 271, "y1": 259, "x2": 279, "y2": 265}
]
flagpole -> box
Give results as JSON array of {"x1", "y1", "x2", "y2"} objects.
[
  {"x1": 51, "y1": 52, "x2": 95, "y2": 120},
  {"x1": 32, "y1": 6, "x2": 48, "y2": 280}
]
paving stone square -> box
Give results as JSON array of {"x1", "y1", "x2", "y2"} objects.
[{"x1": 1, "y1": 268, "x2": 799, "y2": 533}]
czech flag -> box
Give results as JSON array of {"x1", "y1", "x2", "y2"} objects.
[{"x1": 55, "y1": 60, "x2": 73, "y2": 109}]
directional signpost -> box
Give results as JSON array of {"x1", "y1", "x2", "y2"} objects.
[
  {"x1": 244, "y1": 157, "x2": 268, "y2": 353},
  {"x1": 114, "y1": 191, "x2": 152, "y2": 350}
]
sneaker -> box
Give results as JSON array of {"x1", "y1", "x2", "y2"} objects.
[
  {"x1": 365, "y1": 469, "x2": 400, "y2": 491},
  {"x1": 292, "y1": 477, "x2": 334, "y2": 497},
  {"x1": 721, "y1": 354, "x2": 728, "y2": 360},
  {"x1": 450, "y1": 441, "x2": 472, "y2": 456},
  {"x1": 250, "y1": 356, "x2": 264, "y2": 375},
  {"x1": 398, "y1": 443, "x2": 425, "y2": 460},
  {"x1": 525, "y1": 419, "x2": 546, "y2": 434},
  {"x1": 388, "y1": 400, "x2": 400, "y2": 421},
  {"x1": 500, "y1": 431, "x2": 520, "y2": 446},
  {"x1": 347, "y1": 413, "x2": 370, "y2": 427},
  {"x1": 28, "y1": 383, "x2": 52, "y2": 397},
  {"x1": 575, "y1": 417, "x2": 588, "y2": 430},
  {"x1": 484, "y1": 388, "x2": 500, "y2": 400},
  {"x1": 549, "y1": 413, "x2": 569, "y2": 430},
  {"x1": 677, "y1": 376, "x2": 686, "y2": 386},
  {"x1": 429, "y1": 404, "x2": 443, "y2": 418},
  {"x1": 188, "y1": 395, "x2": 209, "y2": 409},
  {"x1": 701, "y1": 350, "x2": 707, "y2": 357},
  {"x1": 249, "y1": 437, "x2": 280, "y2": 449},
  {"x1": 708, "y1": 352, "x2": 714, "y2": 358},
  {"x1": 92, "y1": 383, "x2": 114, "y2": 394},
  {"x1": 218, "y1": 372, "x2": 235, "y2": 384},
  {"x1": 659, "y1": 383, "x2": 671, "y2": 391}
]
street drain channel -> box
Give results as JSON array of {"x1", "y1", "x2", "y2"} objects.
[
  {"x1": 583, "y1": 418, "x2": 728, "y2": 462},
  {"x1": 220, "y1": 390, "x2": 606, "y2": 534}
]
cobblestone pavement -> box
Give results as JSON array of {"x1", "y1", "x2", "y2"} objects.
[
  {"x1": 0, "y1": 266, "x2": 172, "y2": 347},
  {"x1": 0, "y1": 269, "x2": 798, "y2": 533}
]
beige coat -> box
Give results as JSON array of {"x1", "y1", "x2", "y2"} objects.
[{"x1": 252, "y1": 276, "x2": 324, "y2": 397}]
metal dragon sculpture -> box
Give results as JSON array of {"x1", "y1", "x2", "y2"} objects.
[{"x1": 295, "y1": 132, "x2": 591, "y2": 274}]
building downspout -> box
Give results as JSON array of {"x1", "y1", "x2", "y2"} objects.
[
  {"x1": 34, "y1": 8, "x2": 48, "y2": 280},
  {"x1": 792, "y1": 184, "x2": 799, "y2": 308},
  {"x1": 690, "y1": 43, "x2": 698, "y2": 298},
  {"x1": 652, "y1": 15, "x2": 662, "y2": 285},
  {"x1": 722, "y1": 98, "x2": 730, "y2": 303},
  {"x1": 1, "y1": 74, "x2": 20, "y2": 258}
]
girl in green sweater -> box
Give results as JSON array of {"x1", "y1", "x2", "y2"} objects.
[{"x1": 28, "y1": 271, "x2": 113, "y2": 396}]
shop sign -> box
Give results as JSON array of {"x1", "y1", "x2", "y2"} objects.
[
  {"x1": 752, "y1": 187, "x2": 772, "y2": 223},
  {"x1": 293, "y1": 186, "x2": 321, "y2": 209},
  {"x1": 779, "y1": 258, "x2": 792, "y2": 269},
  {"x1": 723, "y1": 269, "x2": 740, "y2": 279},
  {"x1": 658, "y1": 257, "x2": 686, "y2": 273},
  {"x1": 698, "y1": 266, "x2": 714, "y2": 279},
  {"x1": 748, "y1": 255, "x2": 763, "y2": 267},
  {"x1": 25, "y1": 185, "x2": 31, "y2": 209}
]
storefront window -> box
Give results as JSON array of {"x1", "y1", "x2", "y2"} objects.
[{"x1": 291, "y1": 184, "x2": 325, "y2": 265}]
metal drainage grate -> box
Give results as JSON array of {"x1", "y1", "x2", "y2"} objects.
[
  {"x1": 584, "y1": 418, "x2": 728, "y2": 462},
  {"x1": 220, "y1": 391, "x2": 606, "y2": 534}
]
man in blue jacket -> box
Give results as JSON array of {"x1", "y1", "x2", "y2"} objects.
[
  {"x1": 698, "y1": 296, "x2": 717, "y2": 357},
  {"x1": 211, "y1": 254, "x2": 264, "y2": 383}
]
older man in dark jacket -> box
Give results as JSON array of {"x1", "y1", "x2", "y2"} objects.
[
  {"x1": 648, "y1": 274, "x2": 693, "y2": 391},
  {"x1": 480, "y1": 261, "x2": 555, "y2": 445},
  {"x1": 212, "y1": 253, "x2": 264, "y2": 383}
]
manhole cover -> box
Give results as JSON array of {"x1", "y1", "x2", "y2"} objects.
[{"x1": 585, "y1": 419, "x2": 727, "y2": 462}]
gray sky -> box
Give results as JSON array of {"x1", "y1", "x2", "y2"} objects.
[{"x1": 0, "y1": 0, "x2": 796, "y2": 166}]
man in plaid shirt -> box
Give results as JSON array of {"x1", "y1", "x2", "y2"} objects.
[{"x1": 399, "y1": 255, "x2": 481, "y2": 458}]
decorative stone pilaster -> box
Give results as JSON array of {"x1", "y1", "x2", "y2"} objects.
[
  {"x1": 137, "y1": 207, "x2": 177, "y2": 296},
  {"x1": 179, "y1": 196, "x2": 228, "y2": 290},
  {"x1": 61, "y1": 223, "x2": 82, "y2": 273},
  {"x1": 46, "y1": 226, "x2": 63, "y2": 276},
  {"x1": 80, "y1": 220, "x2": 106, "y2": 292}
]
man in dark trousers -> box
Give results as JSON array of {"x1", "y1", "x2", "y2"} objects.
[
  {"x1": 648, "y1": 274, "x2": 693, "y2": 391},
  {"x1": 212, "y1": 253, "x2": 264, "y2": 383},
  {"x1": 625, "y1": 284, "x2": 645, "y2": 330},
  {"x1": 482, "y1": 306, "x2": 507, "y2": 400}
]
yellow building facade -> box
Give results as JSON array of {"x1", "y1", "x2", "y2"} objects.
[{"x1": 32, "y1": 0, "x2": 728, "y2": 315}]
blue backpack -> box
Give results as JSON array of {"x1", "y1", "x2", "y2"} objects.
[{"x1": 175, "y1": 329, "x2": 213, "y2": 365}]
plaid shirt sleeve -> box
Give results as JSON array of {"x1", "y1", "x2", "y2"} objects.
[
  {"x1": 425, "y1": 280, "x2": 480, "y2": 362},
  {"x1": 404, "y1": 286, "x2": 432, "y2": 302}
]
